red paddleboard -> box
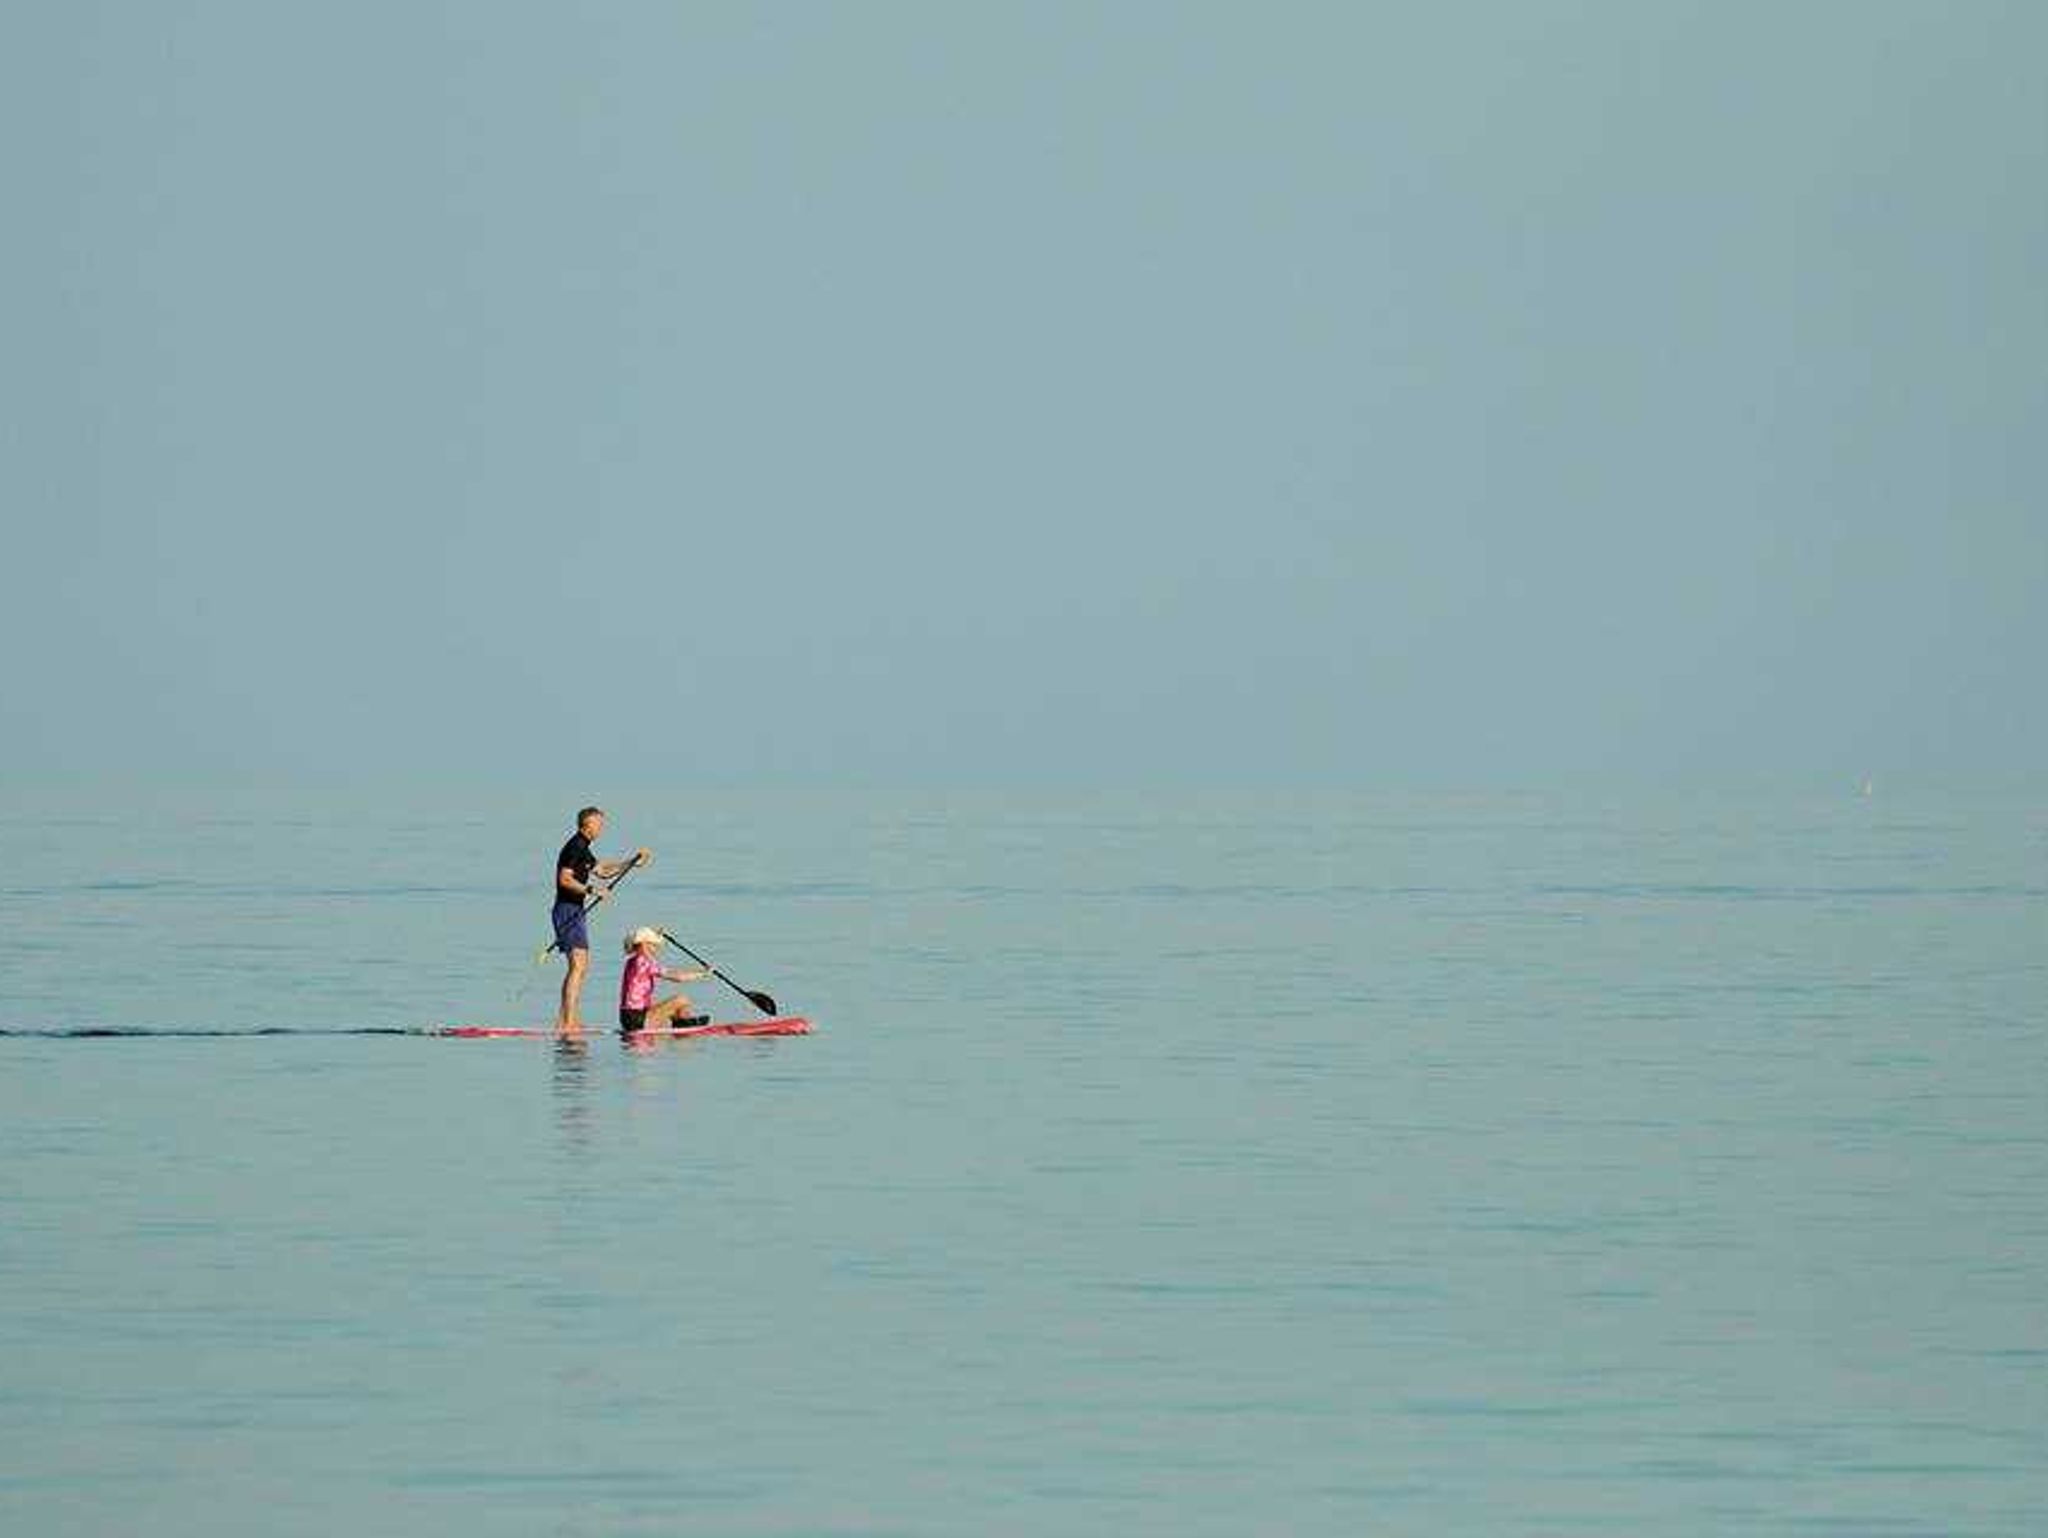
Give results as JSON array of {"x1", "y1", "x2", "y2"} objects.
[
  {"x1": 434, "y1": 1017, "x2": 811, "y2": 1040},
  {"x1": 633, "y1": 1017, "x2": 811, "y2": 1040}
]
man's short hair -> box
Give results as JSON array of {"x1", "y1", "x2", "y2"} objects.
[{"x1": 577, "y1": 805, "x2": 604, "y2": 826}]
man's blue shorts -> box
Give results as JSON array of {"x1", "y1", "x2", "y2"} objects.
[{"x1": 551, "y1": 900, "x2": 590, "y2": 953}]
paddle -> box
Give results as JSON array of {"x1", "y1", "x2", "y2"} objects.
[
  {"x1": 657, "y1": 930, "x2": 778, "y2": 1016},
  {"x1": 537, "y1": 850, "x2": 648, "y2": 960}
]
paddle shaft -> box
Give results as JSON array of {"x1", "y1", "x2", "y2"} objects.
[{"x1": 658, "y1": 930, "x2": 778, "y2": 1016}]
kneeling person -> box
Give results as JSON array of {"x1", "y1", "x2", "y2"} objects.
[{"x1": 620, "y1": 928, "x2": 714, "y2": 1034}]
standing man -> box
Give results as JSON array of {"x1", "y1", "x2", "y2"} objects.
[{"x1": 553, "y1": 806, "x2": 649, "y2": 1034}]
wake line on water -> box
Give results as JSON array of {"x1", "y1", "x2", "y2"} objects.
[{"x1": 0, "y1": 1026, "x2": 427, "y2": 1039}]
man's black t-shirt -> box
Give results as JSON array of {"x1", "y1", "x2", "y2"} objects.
[{"x1": 556, "y1": 833, "x2": 596, "y2": 905}]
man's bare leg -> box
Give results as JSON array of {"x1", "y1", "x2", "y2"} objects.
[{"x1": 557, "y1": 948, "x2": 591, "y2": 1033}]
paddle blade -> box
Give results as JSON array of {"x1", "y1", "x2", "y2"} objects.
[{"x1": 744, "y1": 988, "x2": 778, "y2": 1016}]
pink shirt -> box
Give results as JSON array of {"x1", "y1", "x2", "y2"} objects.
[{"x1": 620, "y1": 951, "x2": 661, "y2": 1011}]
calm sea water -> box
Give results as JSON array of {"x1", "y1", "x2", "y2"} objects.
[{"x1": 1, "y1": 786, "x2": 2043, "y2": 1536}]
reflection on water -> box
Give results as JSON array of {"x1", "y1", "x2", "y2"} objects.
[{"x1": 550, "y1": 1033, "x2": 593, "y2": 1155}]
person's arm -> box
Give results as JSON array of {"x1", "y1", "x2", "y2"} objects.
[
  {"x1": 558, "y1": 864, "x2": 597, "y2": 901},
  {"x1": 594, "y1": 847, "x2": 652, "y2": 880},
  {"x1": 663, "y1": 967, "x2": 713, "y2": 984}
]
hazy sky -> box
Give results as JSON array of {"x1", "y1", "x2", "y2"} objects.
[{"x1": 5, "y1": 2, "x2": 2043, "y2": 789}]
